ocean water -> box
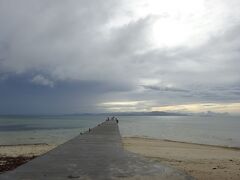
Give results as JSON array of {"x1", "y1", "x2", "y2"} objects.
[{"x1": 0, "y1": 115, "x2": 240, "y2": 147}]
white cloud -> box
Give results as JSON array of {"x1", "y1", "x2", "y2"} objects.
[
  {"x1": 31, "y1": 75, "x2": 54, "y2": 87},
  {"x1": 151, "y1": 103, "x2": 240, "y2": 114},
  {"x1": 99, "y1": 100, "x2": 154, "y2": 112}
]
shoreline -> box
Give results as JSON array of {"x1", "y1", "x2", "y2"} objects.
[
  {"x1": 1, "y1": 137, "x2": 239, "y2": 150},
  {"x1": 122, "y1": 137, "x2": 240, "y2": 180},
  {"x1": 0, "y1": 143, "x2": 49, "y2": 147},
  {"x1": 122, "y1": 136, "x2": 240, "y2": 150},
  {"x1": 1, "y1": 137, "x2": 240, "y2": 179}
]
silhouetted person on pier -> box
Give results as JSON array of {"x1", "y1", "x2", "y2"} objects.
[{"x1": 116, "y1": 118, "x2": 119, "y2": 124}]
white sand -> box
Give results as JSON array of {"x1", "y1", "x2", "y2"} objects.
[
  {"x1": 0, "y1": 144, "x2": 56, "y2": 157},
  {"x1": 123, "y1": 137, "x2": 240, "y2": 180}
]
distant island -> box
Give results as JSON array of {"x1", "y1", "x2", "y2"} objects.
[
  {"x1": 65, "y1": 111, "x2": 188, "y2": 117},
  {"x1": 64, "y1": 110, "x2": 231, "y2": 117}
]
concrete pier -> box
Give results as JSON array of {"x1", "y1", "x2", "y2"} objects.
[{"x1": 0, "y1": 120, "x2": 193, "y2": 180}]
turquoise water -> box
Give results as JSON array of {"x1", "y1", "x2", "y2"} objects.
[{"x1": 0, "y1": 115, "x2": 240, "y2": 147}]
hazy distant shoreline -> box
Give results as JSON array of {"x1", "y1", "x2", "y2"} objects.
[{"x1": 0, "y1": 110, "x2": 234, "y2": 117}]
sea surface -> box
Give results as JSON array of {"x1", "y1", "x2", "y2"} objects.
[{"x1": 0, "y1": 115, "x2": 240, "y2": 147}]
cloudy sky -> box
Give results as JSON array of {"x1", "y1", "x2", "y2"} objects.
[{"x1": 0, "y1": 0, "x2": 240, "y2": 114}]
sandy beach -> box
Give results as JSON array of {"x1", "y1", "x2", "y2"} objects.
[
  {"x1": 1, "y1": 138, "x2": 240, "y2": 179},
  {"x1": 0, "y1": 144, "x2": 56, "y2": 173},
  {"x1": 0, "y1": 144, "x2": 56, "y2": 157},
  {"x1": 123, "y1": 137, "x2": 240, "y2": 180}
]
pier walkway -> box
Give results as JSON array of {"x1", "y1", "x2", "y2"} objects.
[{"x1": 0, "y1": 120, "x2": 192, "y2": 180}]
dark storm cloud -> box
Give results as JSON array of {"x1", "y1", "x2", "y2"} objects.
[
  {"x1": 0, "y1": 0, "x2": 152, "y2": 89},
  {"x1": 0, "y1": 0, "x2": 240, "y2": 113},
  {"x1": 0, "y1": 74, "x2": 134, "y2": 114}
]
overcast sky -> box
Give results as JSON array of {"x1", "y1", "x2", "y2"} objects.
[{"x1": 0, "y1": 0, "x2": 240, "y2": 114}]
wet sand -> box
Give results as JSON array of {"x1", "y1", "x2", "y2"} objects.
[{"x1": 123, "y1": 137, "x2": 240, "y2": 180}]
